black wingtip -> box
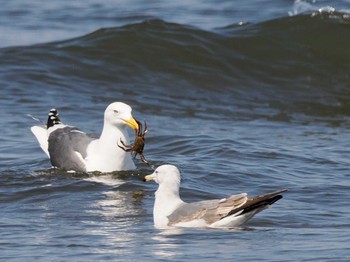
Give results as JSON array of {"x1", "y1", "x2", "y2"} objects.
[
  {"x1": 268, "y1": 194, "x2": 283, "y2": 205},
  {"x1": 47, "y1": 108, "x2": 62, "y2": 129},
  {"x1": 241, "y1": 194, "x2": 283, "y2": 215}
]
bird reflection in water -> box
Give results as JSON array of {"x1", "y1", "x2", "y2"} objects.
[
  {"x1": 82, "y1": 179, "x2": 147, "y2": 256},
  {"x1": 151, "y1": 228, "x2": 185, "y2": 259}
]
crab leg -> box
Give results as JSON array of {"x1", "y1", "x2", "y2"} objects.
[
  {"x1": 117, "y1": 139, "x2": 132, "y2": 152},
  {"x1": 140, "y1": 154, "x2": 150, "y2": 165},
  {"x1": 136, "y1": 120, "x2": 142, "y2": 137},
  {"x1": 144, "y1": 121, "x2": 148, "y2": 134}
]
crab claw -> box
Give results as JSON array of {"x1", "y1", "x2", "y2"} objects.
[
  {"x1": 144, "y1": 121, "x2": 148, "y2": 134},
  {"x1": 134, "y1": 120, "x2": 142, "y2": 135}
]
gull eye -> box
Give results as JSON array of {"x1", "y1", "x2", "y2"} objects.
[{"x1": 113, "y1": 110, "x2": 119, "y2": 114}]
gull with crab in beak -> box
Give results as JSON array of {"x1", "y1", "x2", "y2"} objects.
[{"x1": 31, "y1": 102, "x2": 139, "y2": 172}]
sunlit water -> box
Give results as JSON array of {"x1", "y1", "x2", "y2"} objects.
[{"x1": 1, "y1": 0, "x2": 350, "y2": 261}]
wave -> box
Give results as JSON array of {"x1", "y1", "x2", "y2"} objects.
[
  {"x1": 55, "y1": 11, "x2": 350, "y2": 86},
  {"x1": 1, "y1": 11, "x2": 350, "y2": 120}
]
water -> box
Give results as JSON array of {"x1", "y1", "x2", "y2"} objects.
[{"x1": 1, "y1": 0, "x2": 350, "y2": 260}]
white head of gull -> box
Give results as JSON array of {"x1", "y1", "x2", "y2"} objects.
[
  {"x1": 31, "y1": 102, "x2": 139, "y2": 173},
  {"x1": 144, "y1": 165, "x2": 287, "y2": 228}
]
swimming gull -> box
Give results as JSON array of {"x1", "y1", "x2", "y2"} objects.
[
  {"x1": 31, "y1": 102, "x2": 139, "y2": 172},
  {"x1": 144, "y1": 165, "x2": 287, "y2": 228}
]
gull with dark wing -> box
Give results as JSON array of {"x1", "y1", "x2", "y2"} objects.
[
  {"x1": 144, "y1": 165, "x2": 287, "y2": 228},
  {"x1": 31, "y1": 102, "x2": 139, "y2": 172}
]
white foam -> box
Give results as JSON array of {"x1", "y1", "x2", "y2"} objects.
[{"x1": 84, "y1": 174, "x2": 125, "y2": 187}]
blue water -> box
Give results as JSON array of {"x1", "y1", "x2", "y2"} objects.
[{"x1": 1, "y1": 0, "x2": 350, "y2": 261}]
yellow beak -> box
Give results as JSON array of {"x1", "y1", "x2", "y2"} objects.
[
  {"x1": 143, "y1": 174, "x2": 155, "y2": 182},
  {"x1": 123, "y1": 116, "x2": 139, "y2": 131}
]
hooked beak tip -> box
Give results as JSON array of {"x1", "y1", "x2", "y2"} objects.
[{"x1": 124, "y1": 116, "x2": 139, "y2": 131}]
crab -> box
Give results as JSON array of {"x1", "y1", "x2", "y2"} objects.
[{"x1": 118, "y1": 120, "x2": 149, "y2": 165}]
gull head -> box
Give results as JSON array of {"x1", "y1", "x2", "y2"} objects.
[
  {"x1": 144, "y1": 165, "x2": 181, "y2": 187},
  {"x1": 104, "y1": 102, "x2": 138, "y2": 131}
]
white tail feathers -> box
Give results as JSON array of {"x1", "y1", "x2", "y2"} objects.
[{"x1": 31, "y1": 126, "x2": 49, "y2": 157}]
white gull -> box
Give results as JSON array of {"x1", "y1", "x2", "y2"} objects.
[
  {"x1": 144, "y1": 165, "x2": 287, "y2": 228},
  {"x1": 31, "y1": 102, "x2": 139, "y2": 172}
]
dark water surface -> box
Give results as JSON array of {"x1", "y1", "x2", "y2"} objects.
[{"x1": 1, "y1": 0, "x2": 350, "y2": 261}]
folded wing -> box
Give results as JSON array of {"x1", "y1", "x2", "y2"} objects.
[
  {"x1": 168, "y1": 189, "x2": 287, "y2": 226},
  {"x1": 48, "y1": 126, "x2": 95, "y2": 172}
]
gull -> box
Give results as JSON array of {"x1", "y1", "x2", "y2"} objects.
[
  {"x1": 31, "y1": 102, "x2": 139, "y2": 172},
  {"x1": 144, "y1": 165, "x2": 287, "y2": 228}
]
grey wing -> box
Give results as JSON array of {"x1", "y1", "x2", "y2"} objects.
[
  {"x1": 168, "y1": 190, "x2": 287, "y2": 226},
  {"x1": 167, "y1": 193, "x2": 248, "y2": 225},
  {"x1": 48, "y1": 126, "x2": 95, "y2": 172}
]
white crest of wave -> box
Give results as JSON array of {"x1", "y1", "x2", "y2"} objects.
[{"x1": 288, "y1": 0, "x2": 338, "y2": 16}]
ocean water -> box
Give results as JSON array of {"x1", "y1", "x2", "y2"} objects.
[{"x1": 1, "y1": 0, "x2": 350, "y2": 261}]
